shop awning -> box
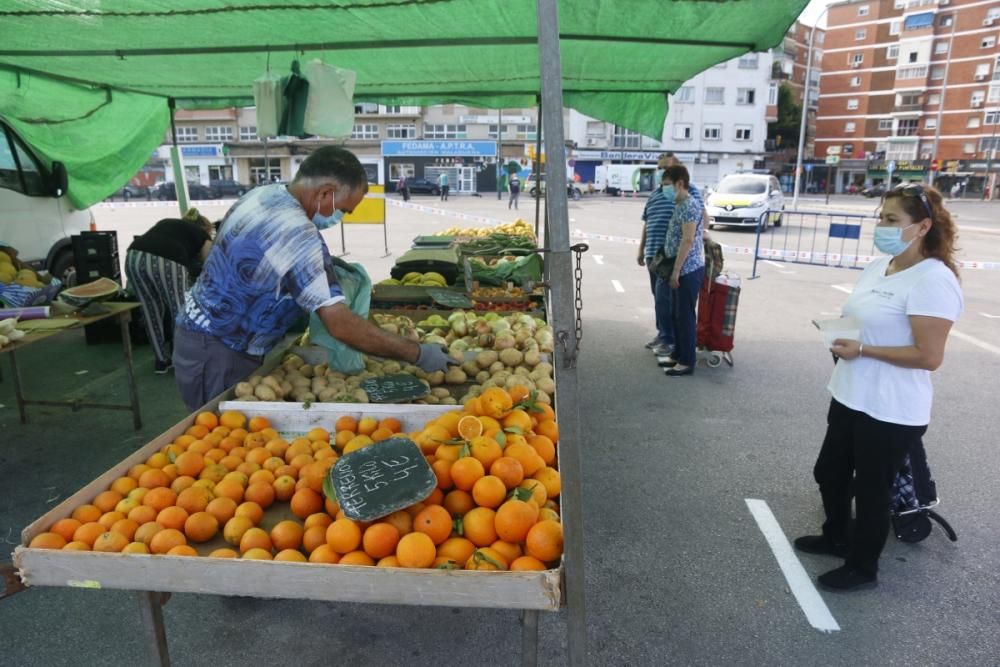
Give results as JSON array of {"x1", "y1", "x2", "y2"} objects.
[{"x1": 0, "y1": 0, "x2": 807, "y2": 207}]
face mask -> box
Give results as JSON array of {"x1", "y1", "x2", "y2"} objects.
[
  {"x1": 662, "y1": 184, "x2": 675, "y2": 196},
  {"x1": 873, "y1": 223, "x2": 916, "y2": 256},
  {"x1": 312, "y1": 193, "x2": 345, "y2": 229}
]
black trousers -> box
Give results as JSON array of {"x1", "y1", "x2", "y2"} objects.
[{"x1": 814, "y1": 399, "x2": 927, "y2": 574}]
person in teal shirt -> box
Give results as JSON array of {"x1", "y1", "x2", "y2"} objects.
[{"x1": 438, "y1": 172, "x2": 450, "y2": 201}]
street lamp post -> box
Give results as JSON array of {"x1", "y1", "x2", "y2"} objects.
[
  {"x1": 792, "y1": 8, "x2": 828, "y2": 211},
  {"x1": 982, "y1": 116, "x2": 999, "y2": 200},
  {"x1": 927, "y1": 16, "x2": 957, "y2": 188}
]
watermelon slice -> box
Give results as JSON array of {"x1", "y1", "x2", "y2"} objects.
[{"x1": 60, "y1": 277, "x2": 121, "y2": 307}]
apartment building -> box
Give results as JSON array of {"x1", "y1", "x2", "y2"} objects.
[
  {"x1": 768, "y1": 21, "x2": 825, "y2": 157},
  {"x1": 816, "y1": 0, "x2": 1000, "y2": 194}
]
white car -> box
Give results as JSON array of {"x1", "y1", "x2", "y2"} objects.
[{"x1": 706, "y1": 174, "x2": 784, "y2": 230}]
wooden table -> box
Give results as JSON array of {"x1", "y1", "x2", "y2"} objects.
[{"x1": 0, "y1": 301, "x2": 143, "y2": 430}]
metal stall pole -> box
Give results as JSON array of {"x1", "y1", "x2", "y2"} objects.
[
  {"x1": 167, "y1": 99, "x2": 191, "y2": 215},
  {"x1": 498, "y1": 107, "x2": 504, "y2": 201},
  {"x1": 536, "y1": 1, "x2": 587, "y2": 665},
  {"x1": 137, "y1": 591, "x2": 171, "y2": 666},
  {"x1": 534, "y1": 96, "x2": 543, "y2": 240},
  {"x1": 119, "y1": 309, "x2": 143, "y2": 430}
]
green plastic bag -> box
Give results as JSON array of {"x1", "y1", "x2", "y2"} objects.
[{"x1": 308, "y1": 256, "x2": 372, "y2": 374}]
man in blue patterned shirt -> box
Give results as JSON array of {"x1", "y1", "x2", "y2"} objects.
[{"x1": 173, "y1": 147, "x2": 452, "y2": 410}]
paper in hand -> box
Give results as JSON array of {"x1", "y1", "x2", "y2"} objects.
[{"x1": 812, "y1": 316, "x2": 862, "y2": 349}]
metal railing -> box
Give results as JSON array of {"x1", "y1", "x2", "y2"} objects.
[{"x1": 750, "y1": 209, "x2": 880, "y2": 278}]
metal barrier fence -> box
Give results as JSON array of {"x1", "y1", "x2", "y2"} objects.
[{"x1": 750, "y1": 209, "x2": 879, "y2": 279}]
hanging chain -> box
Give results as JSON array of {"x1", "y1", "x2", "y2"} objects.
[{"x1": 564, "y1": 242, "x2": 588, "y2": 368}]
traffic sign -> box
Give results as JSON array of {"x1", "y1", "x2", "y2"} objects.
[
  {"x1": 825, "y1": 155, "x2": 840, "y2": 165},
  {"x1": 826, "y1": 146, "x2": 841, "y2": 155}
]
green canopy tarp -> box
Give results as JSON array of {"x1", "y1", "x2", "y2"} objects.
[{"x1": 0, "y1": 0, "x2": 808, "y2": 208}]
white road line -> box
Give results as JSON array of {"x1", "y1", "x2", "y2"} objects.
[
  {"x1": 764, "y1": 260, "x2": 785, "y2": 269},
  {"x1": 779, "y1": 270, "x2": 798, "y2": 275},
  {"x1": 980, "y1": 312, "x2": 1000, "y2": 319},
  {"x1": 951, "y1": 329, "x2": 1000, "y2": 356},
  {"x1": 831, "y1": 284, "x2": 853, "y2": 294},
  {"x1": 745, "y1": 499, "x2": 841, "y2": 634},
  {"x1": 593, "y1": 255, "x2": 605, "y2": 265},
  {"x1": 611, "y1": 279, "x2": 625, "y2": 293}
]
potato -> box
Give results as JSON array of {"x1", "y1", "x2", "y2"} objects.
[
  {"x1": 461, "y1": 361, "x2": 479, "y2": 377},
  {"x1": 489, "y1": 361, "x2": 505, "y2": 374},
  {"x1": 514, "y1": 366, "x2": 531, "y2": 377},
  {"x1": 475, "y1": 370, "x2": 490, "y2": 384},
  {"x1": 424, "y1": 394, "x2": 440, "y2": 405},
  {"x1": 289, "y1": 375, "x2": 310, "y2": 389},
  {"x1": 427, "y1": 371, "x2": 445, "y2": 387},
  {"x1": 280, "y1": 380, "x2": 293, "y2": 396},
  {"x1": 440, "y1": 397, "x2": 457, "y2": 405},
  {"x1": 445, "y1": 367, "x2": 468, "y2": 385},
  {"x1": 353, "y1": 389, "x2": 369, "y2": 403},
  {"x1": 403, "y1": 364, "x2": 421, "y2": 375},
  {"x1": 298, "y1": 364, "x2": 314, "y2": 378},
  {"x1": 249, "y1": 376, "x2": 262, "y2": 387},
  {"x1": 499, "y1": 348, "x2": 523, "y2": 367},
  {"x1": 535, "y1": 390, "x2": 551, "y2": 405},
  {"x1": 383, "y1": 361, "x2": 402, "y2": 374},
  {"x1": 318, "y1": 388, "x2": 340, "y2": 402},
  {"x1": 254, "y1": 385, "x2": 277, "y2": 401},
  {"x1": 523, "y1": 349, "x2": 542, "y2": 367},
  {"x1": 536, "y1": 377, "x2": 556, "y2": 395},
  {"x1": 534, "y1": 362, "x2": 554, "y2": 376},
  {"x1": 314, "y1": 363, "x2": 328, "y2": 376},
  {"x1": 475, "y1": 350, "x2": 499, "y2": 369},
  {"x1": 234, "y1": 382, "x2": 254, "y2": 398},
  {"x1": 431, "y1": 387, "x2": 451, "y2": 399},
  {"x1": 327, "y1": 370, "x2": 346, "y2": 380}
]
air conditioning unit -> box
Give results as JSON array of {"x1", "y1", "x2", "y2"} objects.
[
  {"x1": 939, "y1": 0, "x2": 950, "y2": 5},
  {"x1": 972, "y1": 100, "x2": 983, "y2": 107},
  {"x1": 851, "y1": 62, "x2": 862, "y2": 68},
  {"x1": 985, "y1": 18, "x2": 995, "y2": 26},
  {"x1": 976, "y1": 74, "x2": 987, "y2": 81}
]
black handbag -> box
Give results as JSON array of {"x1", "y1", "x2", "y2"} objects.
[{"x1": 649, "y1": 248, "x2": 676, "y2": 279}]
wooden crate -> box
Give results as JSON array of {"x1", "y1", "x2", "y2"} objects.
[{"x1": 13, "y1": 402, "x2": 562, "y2": 611}]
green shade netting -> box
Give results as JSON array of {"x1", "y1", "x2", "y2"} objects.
[{"x1": 0, "y1": 0, "x2": 808, "y2": 208}]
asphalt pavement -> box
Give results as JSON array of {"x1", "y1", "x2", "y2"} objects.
[{"x1": 1, "y1": 192, "x2": 998, "y2": 666}]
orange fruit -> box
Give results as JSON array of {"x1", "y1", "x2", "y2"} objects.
[
  {"x1": 504, "y1": 442, "x2": 544, "y2": 477},
  {"x1": 525, "y1": 520, "x2": 563, "y2": 562},
  {"x1": 138, "y1": 468, "x2": 170, "y2": 490},
  {"x1": 302, "y1": 525, "x2": 329, "y2": 554},
  {"x1": 304, "y1": 513, "x2": 334, "y2": 530},
  {"x1": 219, "y1": 455, "x2": 243, "y2": 472},
  {"x1": 274, "y1": 549, "x2": 308, "y2": 562},
  {"x1": 472, "y1": 475, "x2": 507, "y2": 509},
  {"x1": 356, "y1": 416, "x2": 378, "y2": 436},
  {"x1": 490, "y1": 457, "x2": 525, "y2": 490},
  {"x1": 134, "y1": 522, "x2": 164, "y2": 546},
  {"x1": 425, "y1": 488, "x2": 444, "y2": 507},
  {"x1": 534, "y1": 403, "x2": 556, "y2": 422},
  {"x1": 242, "y1": 547, "x2": 272, "y2": 560},
  {"x1": 463, "y1": 397, "x2": 482, "y2": 416},
  {"x1": 146, "y1": 452, "x2": 170, "y2": 469},
  {"x1": 110, "y1": 518, "x2": 140, "y2": 541},
  {"x1": 234, "y1": 501, "x2": 264, "y2": 525},
  {"x1": 334, "y1": 430, "x2": 355, "y2": 449},
  {"x1": 98, "y1": 511, "x2": 126, "y2": 529},
  {"x1": 339, "y1": 550, "x2": 375, "y2": 566},
  {"x1": 495, "y1": 498, "x2": 538, "y2": 543},
  {"x1": 527, "y1": 435, "x2": 556, "y2": 465},
  {"x1": 265, "y1": 438, "x2": 289, "y2": 458},
  {"x1": 184, "y1": 512, "x2": 219, "y2": 542},
  {"x1": 63, "y1": 541, "x2": 91, "y2": 551},
  {"x1": 270, "y1": 520, "x2": 304, "y2": 551},
  {"x1": 479, "y1": 388, "x2": 513, "y2": 419},
  {"x1": 450, "y1": 457, "x2": 485, "y2": 492},
  {"x1": 508, "y1": 385, "x2": 531, "y2": 404},
  {"x1": 246, "y1": 448, "x2": 271, "y2": 466},
  {"x1": 396, "y1": 532, "x2": 436, "y2": 568},
  {"x1": 128, "y1": 463, "x2": 152, "y2": 481},
  {"x1": 433, "y1": 556, "x2": 461, "y2": 570},
  {"x1": 469, "y1": 436, "x2": 503, "y2": 469},
  {"x1": 249, "y1": 469, "x2": 276, "y2": 486},
  {"x1": 369, "y1": 427, "x2": 394, "y2": 442},
  {"x1": 149, "y1": 528, "x2": 187, "y2": 554},
  {"x1": 431, "y1": 459, "x2": 453, "y2": 490},
  {"x1": 435, "y1": 412, "x2": 463, "y2": 438},
  {"x1": 437, "y1": 536, "x2": 476, "y2": 564},
  {"x1": 465, "y1": 547, "x2": 508, "y2": 571},
  {"x1": 208, "y1": 548, "x2": 239, "y2": 558},
  {"x1": 29, "y1": 532, "x2": 67, "y2": 549},
  {"x1": 93, "y1": 531, "x2": 129, "y2": 553},
  {"x1": 308, "y1": 544, "x2": 341, "y2": 564},
  {"x1": 114, "y1": 497, "x2": 140, "y2": 515},
  {"x1": 379, "y1": 417, "x2": 402, "y2": 433},
  {"x1": 72, "y1": 504, "x2": 102, "y2": 524},
  {"x1": 219, "y1": 411, "x2": 247, "y2": 430},
  {"x1": 244, "y1": 481, "x2": 275, "y2": 508},
  {"x1": 535, "y1": 420, "x2": 559, "y2": 443},
  {"x1": 326, "y1": 518, "x2": 362, "y2": 554},
  {"x1": 206, "y1": 497, "x2": 238, "y2": 524},
  {"x1": 378, "y1": 555, "x2": 401, "y2": 568},
  {"x1": 176, "y1": 486, "x2": 213, "y2": 514},
  {"x1": 501, "y1": 409, "x2": 533, "y2": 434},
  {"x1": 211, "y1": 479, "x2": 245, "y2": 504},
  {"x1": 533, "y1": 467, "x2": 561, "y2": 498},
  {"x1": 510, "y1": 556, "x2": 547, "y2": 571},
  {"x1": 457, "y1": 415, "x2": 484, "y2": 441},
  {"x1": 170, "y1": 476, "x2": 197, "y2": 495},
  {"x1": 538, "y1": 507, "x2": 560, "y2": 523},
  {"x1": 110, "y1": 476, "x2": 139, "y2": 496},
  {"x1": 199, "y1": 463, "x2": 228, "y2": 484},
  {"x1": 174, "y1": 451, "x2": 205, "y2": 478},
  {"x1": 122, "y1": 542, "x2": 151, "y2": 555},
  {"x1": 128, "y1": 505, "x2": 158, "y2": 525},
  {"x1": 239, "y1": 527, "x2": 272, "y2": 554},
  {"x1": 187, "y1": 440, "x2": 212, "y2": 455},
  {"x1": 195, "y1": 411, "x2": 219, "y2": 430},
  {"x1": 490, "y1": 539, "x2": 523, "y2": 564},
  {"x1": 461, "y1": 507, "x2": 498, "y2": 547},
  {"x1": 141, "y1": 487, "x2": 177, "y2": 512},
  {"x1": 335, "y1": 415, "x2": 358, "y2": 433},
  {"x1": 306, "y1": 427, "x2": 330, "y2": 442},
  {"x1": 156, "y1": 506, "x2": 189, "y2": 531},
  {"x1": 223, "y1": 516, "x2": 254, "y2": 546},
  {"x1": 272, "y1": 475, "x2": 297, "y2": 501},
  {"x1": 49, "y1": 518, "x2": 82, "y2": 543},
  {"x1": 383, "y1": 510, "x2": 413, "y2": 537},
  {"x1": 93, "y1": 490, "x2": 124, "y2": 514},
  {"x1": 362, "y1": 523, "x2": 401, "y2": 559},
  {"x1": 290, "y1": 488, "x2": 323, "y2": 519},
  {"x1": 443, "y1": 489, "x2": 475, "y2": 517},
  {"x1": 435, "y1": 443, "x2": 463, "y2": 464},
  {"x1": 343, "y1": 435, "x2": 374, "y2": 454},
  {"x1": 128, "y1": 487, "x2": 150, "y2": 503}
]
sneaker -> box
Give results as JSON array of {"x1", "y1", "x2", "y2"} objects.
[
  {"x1": 817, "y1": 565, "x2": 877, "y2": 591},
  {"x1": 154, "y1": 360, "x2": 173, "y2": 375},
  {"x1": 656, "y1": 356, "x2": 678, "y2": 368},
  {"x1": 650, "y1": 344, "x2": 674, "y2": 356},
  {"x1": 644, "y1": 337, "x2": 662, "y2": 350},
  {"x1": 793, "y1": 535, "x2": 849, "y2": 558}
]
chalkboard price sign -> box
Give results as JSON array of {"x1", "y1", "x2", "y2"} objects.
[
  {"x1": 428, "y1": 288, "x2": 474, "y2": 309},
  {"x1": 359, "y1": 373, "x2": 429, "y2": 403},
  {"x1": 328, "y1": 438, "x2": 436, "y2": 521}
]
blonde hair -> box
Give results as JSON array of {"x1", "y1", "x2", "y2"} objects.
[{"x1": 182, "y1": 207, "x2": 214, "y2": 235}]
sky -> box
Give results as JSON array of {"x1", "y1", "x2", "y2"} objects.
[{"x1": 798, "y1": 0, "x2": 838, "y2": 27}]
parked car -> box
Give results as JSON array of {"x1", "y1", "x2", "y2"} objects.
[
  {"x1": 404, "y1": 178, "x2": 441, "y2": 195},
  {"x1": 525, "y1": 174, "x2": 584, "y2": 200},
  {"x1": 705, "y1": 174, "x2": 784, "y2": 231},
  {"x1": 0, "y1": 118, "x2": 93, "y2": 286},
  {"x1": 155, "y1": 181, "x2": 215, "y2": 201},
  {"x1": 208, "y1": 179, "x2": 248, "y2": 199},
  {"x1": 862, "y1": 184, "x2": 887, "y2": 198},
  {"x1": 109, "y1": 184, "x2": 150, "y2": 201}
]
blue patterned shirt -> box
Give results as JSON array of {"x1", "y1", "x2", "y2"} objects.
[
  {"x1": 177, "y1": 184, "x2": 345, "y2": 355},
  {"x1": 643, "y1": 182, "x2": 703, "y2": 261},
  {"x1": 664, "y1": 194, "x2": 705, "y2": 276}
]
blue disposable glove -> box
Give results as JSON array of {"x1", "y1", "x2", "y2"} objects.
[{"x1": 416, "y1": 344, "x2": 455, "y2": 373}]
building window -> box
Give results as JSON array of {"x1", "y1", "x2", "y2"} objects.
[
  {"x1": 673, "y1": 123, "x2": 693, "y2": 140},
  {"x1": 738, "y1": 53, "x2": 759, "y2": 69},
  {"x1": 204, "y1": 126, "x2": 234, "y2": 142},
  {"x1": 897, "y1": 65, "x2": 928, "y2": 79},
  {"x1": 736, "y1": 88, "x2": 756, "y2": 105},
  {"x1": 850, "y1": 76, "x2": 861, "y2": 87},
  {"x1": 847, "y1": 98, "x2": 859, "y2": 110},
  {"x1": 674, "y1": 86, "x2": 694, "y2": 103},
  {"x1": 904, "y1": 12, "x2": 934, "y2": 31},
  {"x1": 514, "y1": 124, "x2": 537, "y2": 140},
  {"x1": 768, "y1": 83, "x2": 778, "y2": 106},
  {"x1": 879, "y1": 119, "x2": 893, "y2": 131},
  {"x1": 239, "y1": 126, "x2": 257, "y2": 141},
  {"x1": 612, "y1": 126, "x2": 640, "y2": 148},
  {"x1": 935, "y1": 41, "x2": 949, "y2": 55},
  {"x1": 887, "y1": 45, "x2": 899, "y2": 60},
  {"x1": 386, "y1": 124, "x2": 416, "y2": 139},
  {"x1": 354, "y1": 103, "x2": 379, "y2": 114},
  {"x1": 986, "y1": 111, "x2": 1000, "y2": 125},
  {"x1": 982, "y1": 37, "x2": 997, "y2": 49},
  {"x1": 843, "y1": 144, "x2": 854, "y2": 156},
  {"x1": 851, "y1": 53, "x2": 863, "y2": 67},
  {"x1": 976, "y1": 63, "x2": 991, "y2": 80},
  {"x1": 995, "y1": 56, "x2": 1000, "y2": 80},
  {"x1": 424, "y1": 123, "x2": 466, "y2": 139},
  {"x1": 890, "y1": 20, "x2": 901, "y2": 36},
  {"x1": 384, "y1": 106, "x2": 402, "y2": 114},
  {"x1": 924, "y1": 118, "x2": 937, "y2": 130},
  {"x1": 971, "y1": 90, "x2": 986, "y2": 106},
  {"x1": 989, "y1": 86, "x2": 1000, "y2": 103},
  {"x1": 350, "y1": 124, "x2": 379, "y2": 139},
  {"x1": 855, "y1": 29, "x2": 866, "y2": 41},
  {"x1": 989, "y1": 7, "x2": 1000, "y2": 20},
  {"x1": 908, "y1": 51, "x2": 918, "y2": 63},
  {"x1": 858, "y1": 4, "x2": 869, "y2": 16},
  {"x1": 897, "y1": 119, "x2": 918, "y2": 136},
  {"x1": 928, "y1": 93, "x2": 941, "y2": 105},
  {"x1": 894, "y1": 0, "x2": 903, "y2": 8},
  {"x1": 176, "y1": 127, "x2": 198, "y2": 143},
  {"x1": 703, "y1": 125, "x2": 721, "y2": 141},
  {"x1": 980, "y1": 137, "x2": 1000, "y2": 152},
  {"x1": 968, "y1": 116, "x2": 982, "y2": 128},
  {"x1": 705, "y1": 87, "x2": 724, "y2": 104},
  {"x1": 586, "y1": 120, "x2": 605, "y2": 136},
  {"x1": 963, "y1": 142, "x2": 976, "y2": 154},
  {"x1": 845, "y1": 122, "x2": 856, "y2": 133},
  {"x1": 930, "y1": 66, "x2": 945, "y2": 80},
  {"x1": 735, "y1": 125, "x2": 752, "y2": 141}
]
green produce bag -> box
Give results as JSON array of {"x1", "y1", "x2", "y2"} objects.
[{"x1": 308, "y1": 256, "x2": 372, "y2": 374}]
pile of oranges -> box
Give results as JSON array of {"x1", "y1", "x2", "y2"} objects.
[{"x1": 29, "y1": 386, "x2": 562, "y2": 572}]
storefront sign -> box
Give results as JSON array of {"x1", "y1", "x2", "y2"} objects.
[
  {"x1": 459, "y1": 115, "x2": 532, "y2": 125},
  {"x1": 382, "y1": 140, "x2": 497, "y2": 157},
  {"x1": 575, "y1": 150, "x2": 668, "y2": 162},
  {"x1": 180, "y1": 145, "x2": 221, "y2": 157}
]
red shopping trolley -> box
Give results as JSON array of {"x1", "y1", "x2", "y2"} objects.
[{"x1": 696, "y1": 238, "x2": 740, "y2": 368}]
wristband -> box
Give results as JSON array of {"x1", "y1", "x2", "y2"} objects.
[{"x1": 859, "y1": 343, "x2": 864, "y2": 358}]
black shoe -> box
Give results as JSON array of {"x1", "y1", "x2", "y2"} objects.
[
  {"x1": 817, "y1": 565, "x2": 877, "y2": 591},
  {"x1": 793, "y1": 535, "x2": 849, "y2": 558},
  {"x1": 154, "y1": 360, "x2": 173, "y2": 375},
  {"x1": 665, "y1": 366, "x2": 694, "y2": 377}
]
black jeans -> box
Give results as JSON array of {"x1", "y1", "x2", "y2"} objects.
[{"x1": 814, "y1": 399, "x2": 927, "y2": 574}]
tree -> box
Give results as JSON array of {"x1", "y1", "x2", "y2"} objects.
[{"x1": 768, "y1": 83, "x2": 802, "y2": 148}]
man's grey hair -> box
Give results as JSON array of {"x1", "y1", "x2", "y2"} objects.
[{"x1": 293, "y1": 146, "x2": 369, "y2": 192}]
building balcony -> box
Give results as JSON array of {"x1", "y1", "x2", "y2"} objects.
[{"x1": 895, "y1": 65, "x2": 928, "y2": 82}]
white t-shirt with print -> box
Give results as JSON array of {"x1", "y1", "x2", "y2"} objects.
[{"x1": 828, "y1": 256, "x2": 963, "y2": 426}]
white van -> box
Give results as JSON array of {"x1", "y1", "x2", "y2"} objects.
[
  {"x1": 705, "y1": 173, "x2": 784, "y2": 230},
  {"x1": 0, "y1": 119, "x2": 94, "y2": 285},
  {"x1": 595, "y1": 164, "x2": 659, "y2": 195}
]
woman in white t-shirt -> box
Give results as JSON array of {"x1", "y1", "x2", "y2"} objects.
[{"x1": 794, "y1": 183, "x2": 963, "y2": 591}]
